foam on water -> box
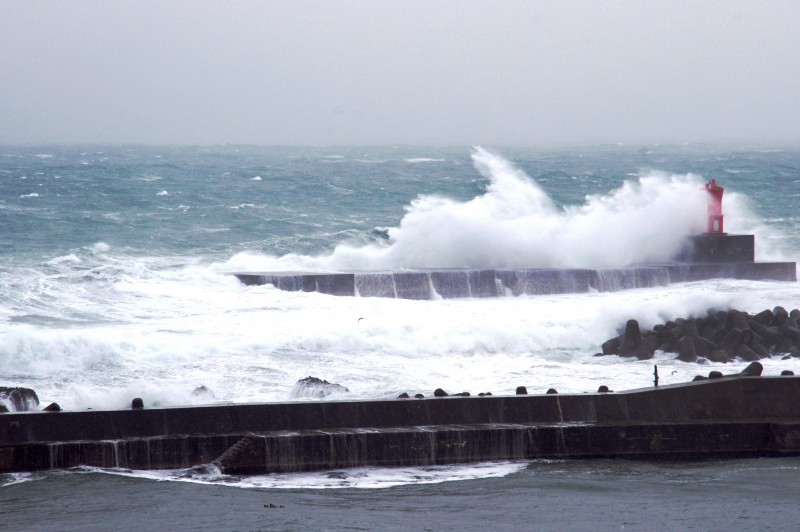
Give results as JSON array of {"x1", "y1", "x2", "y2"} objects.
[
  {"x1": 3, "y1": 251, "x2": 800, "y2": 410},
  {"x1": 1, "y1": 145, "x2": 798, "y2": 413},
  {"x1": 80, "y1": 461, "x2": 529, "y2": 490},
  {"x1": 0, "y1": 472, "x2": 38, "y2": 487}
]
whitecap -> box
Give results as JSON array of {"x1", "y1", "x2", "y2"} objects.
[
  {"x1": 1, "y1": 472, "x2": 37, "y2": 487},
  {"x1": 85, "y1": 461, "x2": 528, "y2": 490}
]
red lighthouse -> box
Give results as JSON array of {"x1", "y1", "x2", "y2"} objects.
[{"x1": 705, "y1": 179, "x2": 724, "y2": 234}]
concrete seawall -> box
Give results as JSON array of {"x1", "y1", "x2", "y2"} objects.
[
  {"x1": 233, "y1": 234, "x2": 795, "y2": 299},
  {"x1": 3, "y1": 377, "x2": 800, "y2": 474},
  {"x1": 234, "y1": 262, "x2": 797, "y2": 300}
]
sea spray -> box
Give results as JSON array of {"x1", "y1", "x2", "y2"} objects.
[
  {"x1": 2, "y1": 145, "x2": 799, "y2": 413},
  {"x1": 225, "y1": 147, "x2": 712, "y2": 272}
]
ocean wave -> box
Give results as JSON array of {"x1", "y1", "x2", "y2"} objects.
[{"x1": 84, "y1": 460, "x2": 528, "y2": 490}]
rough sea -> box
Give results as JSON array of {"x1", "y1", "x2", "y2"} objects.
[{"x1": 2, "y1": 144, "x2": 800, "y2": 530}]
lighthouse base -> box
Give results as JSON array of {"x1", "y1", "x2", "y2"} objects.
[{"x1": 677, "y1": 234, "x2": 755, "y2": 263}]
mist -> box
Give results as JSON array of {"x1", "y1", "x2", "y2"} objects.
[{"x1": 2, "y1": 0, "x2": 799, "y2": 145}]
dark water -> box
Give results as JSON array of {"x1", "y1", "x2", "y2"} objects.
[{"x1": 4, "y1": 458, "x2": 799, "y2": 531}]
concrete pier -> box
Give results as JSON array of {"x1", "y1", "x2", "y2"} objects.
[
  {"x1": 235, "y1": 262, "x2": 796, "y2": 300},
  {"x1": 3, "y1": 377, "x2": 800, "y2": 475},
  {"x1": 233, "y1": 234, "x2": 795, "y2": 299}
]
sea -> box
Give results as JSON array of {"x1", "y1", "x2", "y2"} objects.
[{"x1": 2, "y1": 144, "x2": 800, "y2": 530}]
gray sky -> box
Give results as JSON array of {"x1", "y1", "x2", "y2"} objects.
[{"x1": 2, "y1": 0, "x2": 799, "y2": 145}]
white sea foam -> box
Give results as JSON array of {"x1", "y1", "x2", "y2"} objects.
[
  {"x1": 3, "y1": 256, "x2": 800, "y2": 411},
  {"x1": 88, "y1": 460, "x2": 527, "y2": 489},
  {"x1": 405, "y1": 158, "x2": 445, "y2": 163},
  {"x1": 225, "y1": 147, "x2": 729, "y2": 272},
  {"x1": 0, "y1": 472, "x2": 37, "y2": 487},
  {"x1": 1, "y1": 147, "x2": 798, "y2": 414}
]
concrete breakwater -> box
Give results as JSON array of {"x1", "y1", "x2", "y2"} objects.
[
  {"x1": 601, "y1": 307, "x2": 800, "y2": 363},
  {"x1": 3, "y1": 376, "x2": 800, "y2": 475},
  {"x1": 233, "y1": 235, "x2": 796, "y2": 299},
  {"x1": 234, "y1": 262, "x2": 796, "y2": 300}
]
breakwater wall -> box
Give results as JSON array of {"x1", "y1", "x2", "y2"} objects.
[
  {"x1": 235, "y1": 262, "x2": 796, "y2": 299},
  {"x1": 3, "y1": 377, "x2": 800, "y2": 475}
]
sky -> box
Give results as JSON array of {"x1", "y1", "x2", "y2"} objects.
[{"x1": 1, "y1": 0, "x2": 799, "y2": 146}]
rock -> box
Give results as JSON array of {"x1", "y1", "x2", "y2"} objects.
[
  {"x1": 634, "y1": 335, "x2": 658, "y2": 360},
  {"x1": 677, "y1": 336, "x2": 697, "y2": 363},
  {"x1": 739, "y1": 328, "x2": 754, "y2": 346},
  {"x1": 0, "y1": 387, "x2": 40, "y2": 412},
  {"x1": 603, "y1": 308, "x2": 800, "y2": 363},
  {"x1": 291, "y1": 376, "x2": 349, "y2": 398},
  {"x1": 781, "y1": 370, "x2": 795, "y2": 376},
  {"x1": 692, "y1": 375, "x2": 707, "y2": 381},
  {"x1": 736, "y1": 344, "x2": 759, "y2": 362},
  {"x1": 716, "y1": 328, "x2": 743, "y2": 354},
  {"x1": 776, "y1": 337, "x2": 793, "y2": 354},
  {"x1": 597, "y1": 385, "x2": 610, "y2": 393},
  {"x1": 780, "y1": 323, "x2": 800, "y2": 343},
  {"x1": 728, "y1": 310, "x2": 751, "y2": 332},
  {"x1": 414, "y1": 394, "x2": 425, "y2": 398},
  {"x1": 602, "y1": 337, "x2": 621, "y2": 355},
  {"x1": 682, "y1": 320, "x2": 699, "y2": 339},
  {"x1": 752, "y1": 344, "x2": 770, "y2": 358},
  {"x1": 397, "y1": 392, "x2": 410, "y2": 399},
  {"x1": 700, "y1": 324, "x2": 717, "y2": 343},
  {"x1": 707, "y1": 349, "x2": 731, "y2": 363},
  {"x1": 653, "y1": 324, "x2": 671, "y2": 343},
  {"x1": 546, "y1": 388, "x2": 558, "y2": 394},
  {"x1": 694, "y1": 336, "x2": 715, "y2": 358},
  {"x1": 192, "y1": 386, "x2": 215, "y2": 399},
  {"x1": 515, "y1": 386, "x2": 528, "y2": 395},
  {"x1": 708, "y1": 371, "x2": 724, "y2": 379},
  {"x1": 748, "y1": 319, "x2": 781, "y2": 345},
  {"x1": 433, "y1": 388, "x2": 448, "y2": 397},
  {"x1": 131, "y1": 398, "x2": 144, "y2": 409},
  {"x1": 739, "y1": 361, "x2": 763, "y2": 376},
  {"x1": 619, "y1": 320, "x2": 642, "y2": 357},
  {"x1": 753, "y1": 308, "x2": 774, "y2": 325},
  {"x1": 773, "y1": 306, "x2": 789, "y2": 326},
  {"x1": 42, "y1": 402, "x2": 61, "y2": 412}
]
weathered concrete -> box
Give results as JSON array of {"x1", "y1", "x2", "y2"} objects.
[
  {"x1": 3, "y1": 377, "x2": 800, "y2": 475},
  {"x1": 601, "y1": 308, "x2": 800, "y2": 363},
  {"x1": 677, "y1": 234, "x2": 755, "y2": 263},
  {"x1": 235, "y1": 262, "x2": 796, "y2": 300},
  {"x1": 233, "y1": 233, "x2": 796, "y2": 299}
]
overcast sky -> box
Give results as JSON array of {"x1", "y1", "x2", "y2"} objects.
[{"x1": 2, "y1": 0, "x2": 799, "y2": 145}]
